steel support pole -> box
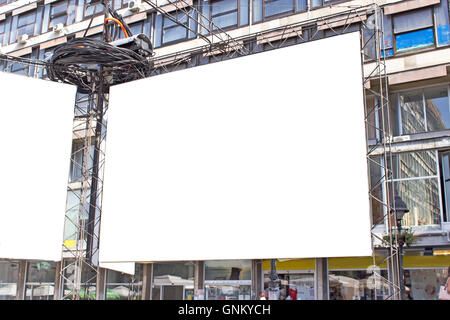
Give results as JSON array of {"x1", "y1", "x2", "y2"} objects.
[{"x1": 314, "y1": 258, "x2": 329, "y2": 300}]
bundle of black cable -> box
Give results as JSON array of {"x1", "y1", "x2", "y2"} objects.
[{"x1": 47, "y1": 37, "x2": 152, "y2": 93}]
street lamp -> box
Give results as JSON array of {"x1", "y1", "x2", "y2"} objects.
[
  {"x1": 268, "y1": 259, "x2": 280, "y2": 300},
  {"x1": 391, "y1": 195, "x2": 409, "y2": 300}
]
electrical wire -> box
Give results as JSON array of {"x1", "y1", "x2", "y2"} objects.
[
  {"x1": 47, "y1": 38, "x2": 152, "y2": 93},
  {"x1": 104, "y1": 17, "x2": 129, "y2": 38}
]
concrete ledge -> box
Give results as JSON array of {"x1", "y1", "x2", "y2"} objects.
[
  {"x1": 384, "y1": 0, "x2": 440, "y2": 15},
  {"x1": 388, "y1": 65, "x2": 448, "y2": 85}
]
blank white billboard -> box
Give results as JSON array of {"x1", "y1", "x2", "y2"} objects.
[
  {"x1": 0, "y1": 71, "x2": 76, "y2": 261},
  {"x1": 101, "y1": 32, "x2": 372, "y2": 262}
]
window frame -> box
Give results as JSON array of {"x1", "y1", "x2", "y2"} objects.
[
  {"x1": 391, "y1": 84, "x2": 450, "y2": 136},
  {"x1": 83, "y1": 1, "x2": 104, "y2": 19},
  {"x1": 16, "y1": 10, "x2": 37, "y2": 40},
  {"x1": 209, "y1": 0, "x2": 240, "y2": 32},
  {"x1": 390, "y1": 7, "x2": 437, "y2": 54},
  {"x1": 156, "y1": 7, "x2": 197, "y2": 47},
  {"x1": 49, "y1": 0, "x2": 69, "y2": 29}
]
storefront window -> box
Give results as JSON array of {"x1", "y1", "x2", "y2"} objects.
[
  {"x1": 152, "y1": 262, "x2": 194, "y2": 300},
  {"x1": 105, "y1": 264, "x2": 142, "y2": 300},
  {"x1": 263, "y1": 272, "x2": 314, "y2": 300},
  {"x1": 405, "y1": 268, "x2": 449, "y2": 300},
  {"x1": 329, "y1": 270, "x2": 389, "y2": 300},
  {"x1": 25, "y1": 261, "x2": 56, "y2": 300},
  {"x1": 0, "y1": 261, "x2": 18, "y2": 300},
  {"x1": 62, "y1": 259, "x2": 97, "y2": 299},
  {"x1": 205, "y1": 260, "x2": 251, "y2": 300}
]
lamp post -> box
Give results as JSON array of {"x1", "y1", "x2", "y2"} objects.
[
  {"x1": 268, "y1": 259, "x2": 280, "y2": 300},
  {"x1": 391, "y1": 195, "x2": 409, "y2": 300}
]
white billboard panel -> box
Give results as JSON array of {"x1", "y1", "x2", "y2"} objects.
[
  {"x1": 0, "y1": 72, "x2": 76, "y2": 261},
  {"x1": 101, "y1": 32, "x2": 372, "y2": 262}
]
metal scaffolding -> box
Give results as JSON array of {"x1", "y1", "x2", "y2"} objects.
[{"x1": 0, "y1": 2, "x2": 403, "y2": 300}]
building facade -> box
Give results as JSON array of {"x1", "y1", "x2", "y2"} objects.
[{"x1": 0, "y1": 0, "x2": 450, "y2": 300}]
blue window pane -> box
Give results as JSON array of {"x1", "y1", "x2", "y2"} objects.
[
  {"x1": 50, "y1": 14, "x2": 67, "y2": 27},
  {"x1": 212, "y1": 11, "x2": 237, "y2": 29},
  {"x1": 395, "y1": 28, "x2": 434, "y2": 52},
  {"x1": 154, "y1": 14, "x2": 162, "y2": 47},
  {"x1": 264, "y1": 0, "x2": 294, "y2": 17},
  {"x1": 310, "y1": 0, "x2": 322, "y2": 9},
  {"x1": 163, "y1": 25, "x2": 186, "y2": 43},
  {"x1": 240, "y1": 0, "x2": 249, "y2": 26},
  {"x1": 164, "y1": 13, "x2": 187, "y2": 28},
  {"x1": 382, "y1": 48, "x2": 394, "y2": 58},
  {"x1": 17, "y1": 24, "x2": 35, "y2": 37},
  {"x1": 296, "y1": 0, "x2": 306, "y2": 11},
  {"x1": 436, "y1": 24, "x2": 450, "y2": 46},
  {"x1": 253, "y1": 0, "x2": 262, "y2": 22},
  {"x1": 211, "y1": 0, "x2": 237, "y2": 16}
]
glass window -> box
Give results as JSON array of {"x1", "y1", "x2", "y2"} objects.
[
  {"x1": 435, "y1": 0, "x2": 450, "y2": 46},
  {"x1": 155, "y1": 8, "x2": 197, "y2": 46},
  {"x1": 205, "y1": 260, "x2": 251, "y2": 300},
  {"x1": 399, "y1": 91, "x2": 425, "y2": 135},
  {"x1": 264, "y1": 0, "x2": 294, "y2": 18},
  {"x1": 49, "y1": 1, "x2": 69, "y2": 28},
  {"x1": 0, "y1": 21, "x2": 5, "y2": 46},
  {"x1": 392, "y1": 8, "x2": 435, "y2": 52},
  {"x1": 9, "y1": 53, "x2": 32, "y2": 76},
  {"x1": 0, "y1": 261, "x2": 18, "y2": 300},
  {"x1": 84, "y1": 2, "x2": 103, "y2": 18},
  {"x1": 263, "y1": 272, "x2": 314, "y2": 300},
  {"x1": 390, "y1": 151, "x2": 437, "y2": 180},
  {"x1": 62, "y1": 259, "x2": 97, "y2": 299},
  {"x1": 38, "y1": 47, "x2": 54, "y2": 79},
  {"x1": 439, "y1": 151, "x2": 450, "y2": 222},
  {"x1": 105, "y1": 264, "x2": 142, "y2": 300},
  {"x1": 17, "y1": 11, "x2": 36, "y2": 38},
  {"x1": 369, "y1": 156, "x2": 384, "y2": 226},
  {"x1": 310, "y1": 0, "x2": 322, "y2": 9},
  {"x1": 200, "y1": 0, "x2": 248, "y2": 34},
  {"x1": 386, "y1": 150, "x2": 442, "y2": 229},
  {"x1": 152, "y1": 262, "x2": 194, "y2": 300},
  {"x1": 405, "y1": 268, "x2": 449, "y2": 300},
  {"x1": 393, "y1": 178, "x2": 441, "y2": 228},
  {"x1": 391, "y1": 86, "x2": 450, "y2": 136},
  {"x1": 113, "y1": 0, "x2": 131, "y2": 9},
  {"x1": 25, "y1": 261, "x2": 56, "y2": 300},
  {"x1": 329, "y1": 270, "x2": 389, "y2": 300},
  {"x1": 425, "y1": 86, "x2": 450, "y2": 131}
]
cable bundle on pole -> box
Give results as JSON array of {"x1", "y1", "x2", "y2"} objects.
[{"x1": 47, "y1": 37, "x2": 152, "y2": 93}]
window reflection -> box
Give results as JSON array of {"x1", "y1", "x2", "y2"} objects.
[
  {"x1": 205, "y1": 260, "x2": 251, "y2": 300},
  {"x1": 0, "y1": 261, "x2": 18, "y2": 300},
  {"x1": 263, "y1": 272, "x2": 314, "y2": 300},
  {"x1": 329, "y1": 270, "x2": 389, "y2": 300},
  {"x1": 425, "y1": 86, "x2": 450, "y2": 131},
  {"x1": 105, "y1": 264, "x2": 142, "y2": 300},
  {"x1": 405, "y1": 268, "x2": 449, "y2": 300},
  {"x1": 152, "y1": 262, "x2": 194, "y2": 300},
  {"x1": 394, "y1": 178, "x2": 441, "y2": 228},
  {"x1": 25, "y1": 261, "x2": 56, "y2": 300},
  {"x1": 400, "y1": 92, "x2": 425, "y2": 135},
  {"x1": 390, "y1": 86, "x2": 450, "y2": 136},
  {"x1": 390, "y1": 151, "x2": 437, "y2": 179}
]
